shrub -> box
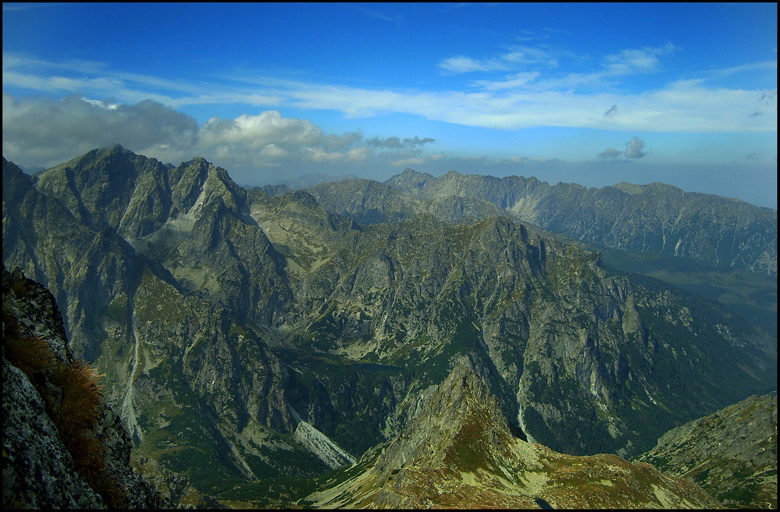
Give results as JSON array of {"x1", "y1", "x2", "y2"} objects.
[
  {"x1": 4, "y1": 301, "x2": 125, "y2": 506},
  {"x1": 3, "y1": 333, "x2": 57, "y2": 377},
  {"x1": 51, "y1": 361, "x2": 126, "y2": 508},
  {"x1": 2, "y1": 312, "x2": 58, "y2": 377},
  {"x1": 52, "y1": 361, "x2": 105, "y2": 436}
]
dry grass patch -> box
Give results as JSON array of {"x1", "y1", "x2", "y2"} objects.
[{"x1": 3, "y1": 309, "x2": 126, "y2": 508}]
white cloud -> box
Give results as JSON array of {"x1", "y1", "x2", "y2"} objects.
[
  {"x1": 347, "y1": 147, "x2": 371, "y2": 161},
  {"x1": 366, "y1": 136, "x2": 436, "y2": 148},
  {"x1": 472, "y1": 72, "x2": 541, "y2": 91},
  {"x1": 389, "y1": 157, "x2": 426, "y2": 167},
  {"x1": 470, "y1": 43, "x2": 680, "y2": 93},
  {"x1": 438, "y1": 55, "x2": 512, "y2": 74},
  {"x1": 1, "y1": 93, "x2": 437, "y2": 178},
  {"x1": 2, "y1": 93, "x2": 198, "y2": 166},
  {"x1": 200, "y1": 111, "x2": 323, "y2": 149},
  {"x1": 624, "y1": 137, "x2": 647, "y2": 159},
  {"x1": 2, "y1": 47, "x2": 776, "y2": 174},
  {"x1": 603, "y1": 42, "x2": 678, "y2": 75},
  {"x1": 597, "y1": 137, "x2": 647, "y2": 160},
  {"x1": 438, "y1": 44, "x2": 558, "y2": 74},
  {"x1": 598, "y1": 147, "x2": 623, "y2": 159}
]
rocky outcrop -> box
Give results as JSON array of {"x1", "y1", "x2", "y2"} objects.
[
  {"x1": 2, "y1": 266, "x2": 169, "y2": 509},
  {"x1": 304, "y1": 364, "x2": 721, "y2": 509},
  {"x1": 636, "y1": 392, "x2": 778, "y2": 509}
]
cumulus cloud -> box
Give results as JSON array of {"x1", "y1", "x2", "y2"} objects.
[
  {"x1": 199, "y1": 111, "x2": 323, "y2": 152},
  {"x1": 598, "y1": 147, "x2": 623, "y2": 159},
  {"x1": 597, "y1": 137, "x2": 648, "y2": 160},
  {"x1": 322, "y1": 132, "x2": 362, "y2": 149},
  {"x1": 1, "y1": 93, "x2": 438, "y2": 182},
  {"x1": 2, "y1": 93, "x2": 198, "y2": 166},
  {"x1": 624, "y1": 137, "x2": 647, "y2": 159}
]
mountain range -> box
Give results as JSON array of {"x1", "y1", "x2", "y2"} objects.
[{"x1": 2, "y1": 144, "x2": 777, "y2": 507}]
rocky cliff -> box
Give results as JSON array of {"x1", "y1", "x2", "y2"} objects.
[
  {"x1": 2, "y1": 265, "x2": 169, "y2": 509},
  {"x1": 307, "y1": 168, "x2": 778, "y2": 276}
]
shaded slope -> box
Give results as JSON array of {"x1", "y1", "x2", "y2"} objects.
[{"x1": 308, "y1": 168, "x2": 778, "y2": 275}]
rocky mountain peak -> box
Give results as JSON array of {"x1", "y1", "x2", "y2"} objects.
[
  {"x1": 383, "y1": 167, "x2": 435, "y2": 192},
  {"x1": 305, "y1": 364, "x2": 721, "y2": 509},
  {"x1": 3, "y1": 146, "x2": 775, "y2": 507}
]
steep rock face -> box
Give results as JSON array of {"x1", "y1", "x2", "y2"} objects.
[
  {"x1": 306, "y1": 178, "x2": 418, "y2": 225},
  {"x1": 3, "y1": 360, "x2": 105, "y2": 509},
  {"x1": 530, "y1": 181, "x2": 777, "y2": 276},
  {"x1": 27, "y1": 146, "x2": 293, "y2": 328},
  {"x1": 636, "y1": 392, "x2": 778, "y2": 509},
  {"x1": 95, "y1": 266, "x2": 332, "y2": 503},
  {"x1": 295, "y1": 213, "x2": 775, "y2": 456},
  {"x1": 305, "y1": 364, "x2": 720, "y2": 509},
  {"x1": 34, "y1": 144, "x2": 173, "y2": 238},
  {"x1": 3, "y1": 157, "x2": 140, "y2": 362},
  {"x1": 3, "y1": 152, "x2": 359, "y2": 501},
  {"x1": 2, "y1": 266, "x2": 168, "y2": 509},
  {"x1": 248, "y1": 188, "x2": 355, "y2": 278},
  {"x1": 306, "y1": 176, "x2": 508, "y2": 226}
]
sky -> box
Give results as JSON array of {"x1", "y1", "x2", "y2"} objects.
[{"x1": 2, "y1": 2, "x2": 777, "y2": 208}]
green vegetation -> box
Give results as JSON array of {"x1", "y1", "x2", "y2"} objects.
[
  {"x1": 101, "y1": 293, "x2": 128, "y2": 324},
  {"x1": 134, "y1": 267, "x2": 189, "y2": 325},
  {"x1": 600, "y1": 246, "x2": 777, "y2": 336}
]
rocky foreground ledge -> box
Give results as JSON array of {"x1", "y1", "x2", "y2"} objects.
[{"x1": 2, "y1": 265, "x2": 171, "y2": 509}]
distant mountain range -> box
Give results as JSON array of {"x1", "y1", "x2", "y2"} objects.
[
  {"x1": 306, "y1": 168, "x2": 777, "y2": 276},
  {"x1": 2, "y1": 144, "x2": 776, "y2": 507},
  {"x1": 262, "y1": 171, "x2": 362, "y2": 190}
]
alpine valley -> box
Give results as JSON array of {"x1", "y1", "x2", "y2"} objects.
[{"x1": 2, "y1": 144, "x2": 777, "y2": 508}]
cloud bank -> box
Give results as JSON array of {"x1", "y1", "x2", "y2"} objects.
[{"x1": 1, "y1": 93, "x2": 438, "y2": 181}]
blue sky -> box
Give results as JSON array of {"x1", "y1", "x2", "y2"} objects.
[{"x1": 2, "y1": 2, "x2": 777, "y2": 207}]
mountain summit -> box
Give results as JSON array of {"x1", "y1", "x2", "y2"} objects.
[{"x1": 305, "y1": 364, "x2": 719, "y2": 508}]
